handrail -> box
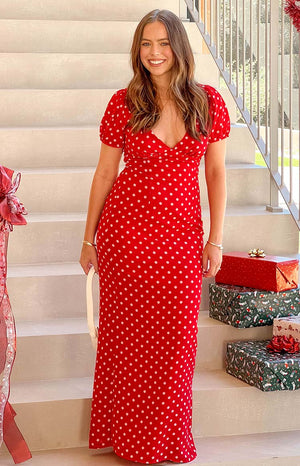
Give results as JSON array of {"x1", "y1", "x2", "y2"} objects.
[{"x1": 184, "y1": 0, "x2": 300, "y2": 229}]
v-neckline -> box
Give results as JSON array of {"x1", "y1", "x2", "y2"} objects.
[{"x1": 150, "y1": 130, "x2": 188, "y2": 150}]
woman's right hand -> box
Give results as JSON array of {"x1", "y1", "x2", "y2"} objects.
[{"x1": 80, "y1": 243, "x2": 99, "y2": 275}]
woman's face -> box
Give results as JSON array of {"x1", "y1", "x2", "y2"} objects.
[{"x1": 140, "y1": 21, "x2": 174, "y2": 85}]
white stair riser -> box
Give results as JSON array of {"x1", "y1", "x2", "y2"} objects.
[
  {"x1": 12, "y1": 399, "x2": 91, "y2": 452},
  {"x1": 7, "y1": 210, "x2": 299, "y2": 264},
  {"x1": 227, "y1": 124, "x2": 256, "y2": 163},
  {"x1": 193, "y1": 387, "x2": 300, "y2": 437},
  {"x1": 0, "y1": 0, "x2": 180, "y2": 21},
  {"x1": 8, "y1": 271, "x2": 212, "y2": 323},
  {"x1": 12, "y1": 334, "x2": 95, "y2": 383},
  {"x1": 0, "y1": 53, "x2": 219, "y2": 89},
  {"x1": 195, "y1": 322, "x2": 273, "y2": 371},
  {"x1": 8, "y1": 273, "x2": 86, "y2": 321},
  {"x1": 17, "y1": 166, "x2": 270, "y2": 213},
  {"x1": 0, "y1": 86, "x2": 238, "y2": 127},
  {"x1": 11, "y1": 322, "x2": 273, "y2": 382},
  {"x1": 2, "y1": 124, "x2": 253, "y2": 173},
  {"x1": 0, "y1": 21, "x2": 203, "y2": 54},
  {"x1": 11, "y1": 388, "x2": 300, "y2": 451}
]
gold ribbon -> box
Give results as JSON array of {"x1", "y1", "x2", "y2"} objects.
[{"x1": 248, "y1": 248, "x2": 265, "y2": 258}]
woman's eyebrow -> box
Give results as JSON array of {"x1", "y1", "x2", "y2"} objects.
[{"x1": 141, "y1": 37, "x2": 169, "y2": 41}]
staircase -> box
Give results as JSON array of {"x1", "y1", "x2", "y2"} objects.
[{"x1": 1, "y1": 0, "x2": 300, "y2": 464}]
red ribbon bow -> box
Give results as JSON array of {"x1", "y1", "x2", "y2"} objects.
[
  {"x1": 266, "y1": 335, "x2": 300, "y2": 354},
  {"x1": 285, "y1": 0, "x2": 300, "y2": 32},
  {"x1": 0, "y1": 166, "x2": 27, "y2": 232}
]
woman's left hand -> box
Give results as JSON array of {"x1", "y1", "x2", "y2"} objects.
[{"x1": 202, "y1": 242, "x2": 222, "y2": 278}]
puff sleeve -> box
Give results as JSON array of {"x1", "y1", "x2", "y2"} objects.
[
  {"x1": 205, "y1": 85, "x2": 231, "y2": 143},
  {"x1": 99, "y1": 89, "x2": 129, "y2": 149}
]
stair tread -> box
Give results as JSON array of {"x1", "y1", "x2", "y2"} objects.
[
  {"x1": 19, "y1": 205, "x2": 290, "y2": 223},
  {"x1": 10, "y1": 367, "x2": 289, "y2": 405},
  {"x1": 11, "y1": 312, "x2": 243, "y2": 336},
  {"x1": 8, "y1": 261, "x2": 82, "y2": 277},
  {"x1": 16, "y1": 163, "x2": 265, "y2": 175},
  {"x1": 2, "y1": 432, "x2": 300, "y2": 466},
  {"x1": 16, "y1": 317, "x2": 89, "y2": 337},
  {"x1": 13, "y1": 311, "x2": 275, "y2": 336}
]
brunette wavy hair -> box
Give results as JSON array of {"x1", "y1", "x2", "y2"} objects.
[{"x1": 126, "y1": 9, "x2": 212, "y2": 140}]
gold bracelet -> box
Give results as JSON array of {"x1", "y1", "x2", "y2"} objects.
[
  {"x1": 83, "y1": 240, "x2": 96, "y2": 247},
  {"x1": 207, "y1": 240, "x2": 223, "y2": 250}
]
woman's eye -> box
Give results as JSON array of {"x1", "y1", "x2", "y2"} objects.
[
  {"x1": 161, "y1": 42, "x2": 170, "y2": 46},
  {"x1": 141, "y1": 42, "x2": 150, "y2": 47}
]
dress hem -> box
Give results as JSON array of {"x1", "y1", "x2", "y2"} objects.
[{"x1": 89, "y1": 443, "x2": 197, "y2": 464}]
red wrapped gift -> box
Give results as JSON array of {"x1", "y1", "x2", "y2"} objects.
[{"x1": 215, "y1": 251, "x2": 299, "y2": 292}]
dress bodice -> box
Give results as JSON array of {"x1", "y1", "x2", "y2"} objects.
[{"x1": 99, "y1": 84, "x2": 231, "y2": 165}]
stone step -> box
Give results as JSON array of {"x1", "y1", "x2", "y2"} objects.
[
  {"x1": 7, "y1": 263, "x2": 213, "y2": 322},
  {"x1": 3, "y1": 372, "x2": 300, "y2": 451},
  {"x1": 2, "y1": 434, "x2": 300, "y2": 466},
  {"x1": 12, "y1": 319, "x2": 96, "y2": 383},
  {"x1": 2, "y1": 121, "x2": 252, "y2": 173},
  {"x1": 0, "y1": 0, "x2": 180, "y2": 21},
  {"x1": 0, "y1": 86, "x2": 237, "y2": 127},
  {"x1": 195, "y1": 312, "x2": 273, "y2": 371},
  {"x1": 7, "y1": 262, "x2": 87, "y2": 321},
  {"x1": 0, "y1": 20, "x2": 203, "y2": 54},
  {"x1": 11, "y1": 314, "x2": 273, "y2": 383},
  {"x1": 7, "y1": 207, "x2": 299, "y2": 265},
  {"x1": 0, "y1": 52, "x2": 219, "y2": 89},
  {"x1": 15, "y1": 164, "x2": 269, "y2": 214}
]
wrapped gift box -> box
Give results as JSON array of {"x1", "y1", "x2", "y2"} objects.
[
  {"x1": 209, "y1": 283, "x2": 300, "y2": 328},
  {"x1": 215, "y1": 252, "x2": 299, "y2": 292},
  {"x1": 273, "y1": 316, "x2": 300, "y2": 342},
  {"x1": 226, "y1": 339, "x2": 300, "y2": 391}
]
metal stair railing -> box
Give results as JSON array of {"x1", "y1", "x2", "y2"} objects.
[{"x1": 184, "y1": 0, "x2": 300, "y2": 229}]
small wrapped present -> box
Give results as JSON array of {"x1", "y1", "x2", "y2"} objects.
[
  {"x1": 273, "y1": 315, "x2": 300, "y2": 342},
  {"x1": 216, "y1": 251, "x2": 299, "y2": 292},
  {"x1": 209, "y1": 283, "x2": 300, "y2": 328},
  {"x1": 226, "y1": 339, "x2": 300, "y2": 391}
]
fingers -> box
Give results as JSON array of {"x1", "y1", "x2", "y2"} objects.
[
  {"x1": 202, "y1": 243, "x2": 222, "y2": 278},
  {"x1": 79, "y1": 246, "x2": 99, "y2": 275},
  {"x1": 203, "y1": 262, "x2": 221, "y2": 278},
  {"x1": 202, "y1": 251, "x2": 209, "y2": 275}
]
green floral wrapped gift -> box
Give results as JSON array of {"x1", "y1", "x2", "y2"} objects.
[
  {"x1": 209, "y1": 283, "x2": 300, "y2": 328},
  {"x1": 226, "y1": 339, "x2": 300, "y2": 391}
]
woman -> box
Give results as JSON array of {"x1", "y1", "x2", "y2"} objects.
[{"x1": 80, "y1": 9, "x2": 230, "y2": 464}]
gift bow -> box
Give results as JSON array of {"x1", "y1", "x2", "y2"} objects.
[
  {"x1": 266, "y1": 335, "x2": 300, "y2": 354},
  {"x1": 248, "y1": 248, "x2": 266, "y2": 258},
  {"x1": 0, "y1": 166, "x2": 27, "y2": 231}
]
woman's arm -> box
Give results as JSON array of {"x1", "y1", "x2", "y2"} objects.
[
  {"x1": 202, "y1": 138, "x2": 227, "y2": 277},
  {"x1": 80, "y1": 143, "x2": 122, "y2": 274}
]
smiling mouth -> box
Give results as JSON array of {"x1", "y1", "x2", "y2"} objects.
[{"x1": 148, "y1": 59, "x2": 165, "y2": 65}]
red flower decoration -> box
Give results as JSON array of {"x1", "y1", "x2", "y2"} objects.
[
  {"x1": 266, "y1": 335, "x2": 300, "y2": 353},
  {"x1": 285, "y1": 0, "x2": 300, "y2": 32},
  {"x1": 0, "y1": 166, "x2": 27, "y2": 232}
]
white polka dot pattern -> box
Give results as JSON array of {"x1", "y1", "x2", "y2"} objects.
[{"x1": 90, "y1": 85, "x2": 230, "y2": 464}]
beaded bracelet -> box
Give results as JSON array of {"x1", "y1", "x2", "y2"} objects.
[{"x1": 207, "y1": 240, "x2": 223, "y2": 250}]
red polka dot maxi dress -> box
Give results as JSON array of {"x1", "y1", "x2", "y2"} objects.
[{"x1": 89, "y1": 84, "x2": 230, "y2": 464}]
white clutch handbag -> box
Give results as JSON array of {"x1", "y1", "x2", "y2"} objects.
[{"x1": 86, "y1": 266, "x2": 98, "y2": 350}]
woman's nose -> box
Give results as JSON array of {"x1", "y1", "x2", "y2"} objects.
[{"x1": 151, "y1": 45, "x2": 160, "y2": 55}]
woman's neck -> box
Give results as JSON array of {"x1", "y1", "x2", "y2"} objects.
[{"x1": 151, "y1": 75, "x2": 171, "y2": 101}]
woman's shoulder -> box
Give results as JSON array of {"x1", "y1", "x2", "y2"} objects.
[
  {"x1": 105, "y1": 88, "x2": 130, "y2": 116},
  {"x1": 109, "y1": 88, "x2": 128, "y2": 105},
  {"x1": 197, "y1": 83, "x2": 223, "y2": 101},
  {"x1": 197, "y1": 83, "x2": 228, "y2": 118}
]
